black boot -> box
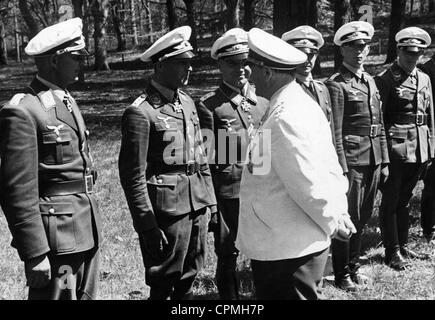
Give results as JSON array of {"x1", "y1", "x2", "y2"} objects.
[
  {"x1": 385, "y1": 248, "x2": 409, "y2": 271},
  {"x1": 349, "y1": 262, "x2": 369, "y2": 285},
  {"x1": 400, "y1": 245, "x2": 430, "y2": 260},
  {"x1": 334, "y1": 273, "x2": 357, "y2": 292},
  {"x1": 216, "y1": 254, "x2": 239, "y2": 300}
]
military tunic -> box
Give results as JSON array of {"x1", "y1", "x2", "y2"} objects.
[
  {"x1": 326, "y1": 65, "x2": 389, "y2": 279},
  {"x1": 0, "y1": 77, "x2": 101, "y2": 299},
  {"x1": 196, "y1": 82, "x2": 267, "y2": 299},
  {"x1": 376, "y1": 62, "x2": 435, "y2": 249},
  {"x1": 419, "y1": 58, "x2": 435, "y2": 240},
  {"x1": 118, "y1": 81, "x2": 217, "y2": 300}
]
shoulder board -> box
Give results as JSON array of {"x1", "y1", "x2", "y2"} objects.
[
  {"x1": 200, "y1": 91, "x2": 216, "y2": 102},
  {"x1": 8, "y1": 93, "x2": 26, "y2": 106},
  {"x1": 132, "y1": 93, "x2": 147, "y2": 107},
  {"x1": 376, "y1": 69, "x2": 388, "y2": 77},
  {"x1": 313, "y1": 79, "x2": 326, "y2": 86},
  {"x1": 178, "y1": 89, "x2": 190, "y2": 98},
  {"x1": 327, "y1": 73, "x2": 341, "y2": 82}
]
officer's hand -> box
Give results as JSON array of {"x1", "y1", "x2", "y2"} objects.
[
  {"x1": 334, "y1": 214, "x2": 357, "y2": 242},
  {"x1": 24, "y1": 254, "x2": 51, "y2": 288},
  {"x1": 381, "y1": 165, "x2": 389, "y2": 184},
  {"x1": 142, "y1": 228, "x2": 168, "y2": 259}
]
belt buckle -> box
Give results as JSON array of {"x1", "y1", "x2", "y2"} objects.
[
  {"x1": 186, "y1": 163, "x2": 194, "y2": 175},
  {"x1": 85, "y1": 175, "x2": 93, "y2": 193},
  {"x1": 370, "y1": 124, "x2": 378, "y2": 138},
  {"x1": 416, "y1": 114, "x2": 424, "y2": 126}
]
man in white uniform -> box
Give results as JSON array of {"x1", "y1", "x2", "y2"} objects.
[{"x1": 236, "y1": 28, "x2": 356, "y2": 300}]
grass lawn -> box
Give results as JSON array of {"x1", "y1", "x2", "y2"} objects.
[{"x1": 0, "y1": 57, "x2": 434, "y2": 300}]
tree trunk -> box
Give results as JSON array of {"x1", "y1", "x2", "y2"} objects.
[
  {"x1": 224, "y1": 0, "x2": 240, "y2": 29},
  {"x1": 334, "y1": 0, "x2": 352, "y2": 70},
  {"x1": 273, "y1": 0, "x2": 317, "y2": 37},
  {"x1": 307, "y1": 0, "x2": 318, "y2": 27},
  {"x1": 72, "y1": 0, "x2": 85, "y2": 82},
  {"x1": 130, "y1": 0, "x2": 138, "y2": 46},
  {"x1": 91, "y1": 0, "x2": 110, "y2": 70},
  {"x1": 243, "y1": 0, "x2": 254, "y2": 30},
  {"x1": 14, "y1": 6, "x2": 21, "y2": 62},
  {"x1": 111, "y1": 0, "x2": 126, "y2": 51},
  {"x1": 0, "y1": 21, "x2": 7, "y2": 65},
  {"x1": 166, "y1": 0, "x2": 178, "y2": 30},
  {"x1": 386, "y1": 0, "x2": 406, "y2": 63},
  {"x1": 18, "y1": 0, "x2": 41, "y2": 38},
  {"x1": 145, "y1": 0, "x2": 153, "y2": 43},
  {"x1": 273, "y1": 0, "x2": 291, "y2": 36},
  {"x1": 183, "y1": 0, "x2": 197, "y2": 51}
]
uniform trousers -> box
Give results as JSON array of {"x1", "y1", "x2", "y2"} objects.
[
  {"x1": 332, "y1": 165, "x2": 380, "y2": 277},
  {"x1": 380, "y1": 161, "x2": 428, "y2": 250},
  {"x1": 28, "y1": 247, "x2": 99, "y2": 300},
  {"x1": 139, "y1": 208, "x2": 207, "y2": 300},
  {"x1": 212, "y1": 198, "x2": 239, "y2": 300},
  {"x1": 251, "y1": 248, "x2": 328, "y2": 300},
  {"x1": 421, "y1": 160, "x2": 435, "y2": 239}
]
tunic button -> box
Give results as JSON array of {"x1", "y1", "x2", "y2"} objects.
[
  {"x1": 48, "y1": 208, "x2": 55, "y2": 214},
  {"x1": 373, "y1": 116, "x2": 376, "y2": 119},
  {"x1": 157, "y1": 179, "x2": 163, "y2": 184},
  {"x1": 56, "y1": 137, "x2": 62, "y2": 142}
]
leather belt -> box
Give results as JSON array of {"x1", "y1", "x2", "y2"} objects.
[
  {"x1": 39, "y1": 175, "x2": 94, "y2": 197},
  {"x1": 388, "y1": 113, "x2": 428, "y2": 126},
  {"x1": 343, "y1": 124, "x2": 382, "y2": 138},
  {"x1": 150, "y1": 163, "x2": 208, "y2": 176}
]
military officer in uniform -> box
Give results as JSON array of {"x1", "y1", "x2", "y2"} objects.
[
  {"x1": 196, "y1": 28, "x2": 267, "y2": 300},
  {"x1": 118, "y1": 26, "x2": 217, "y2": 300},
  {"x1": 375, "y1": 27, "x2": 434, "y2": 270},
  {"x1": 282, "y1": 26, "x2": 337, "y2": 147},
  {"x1": 418, "y1": 54, "x2": 435, "y2": 245},
  {"x1": 0, "y1": 18, "x2": 101, "y2": 300},
  {"x1": 236, "y1": 28, "x2": 354, "y2": 300},
  {"x1": 326, "y1": 21, "x2": 389, "y2": 291}
]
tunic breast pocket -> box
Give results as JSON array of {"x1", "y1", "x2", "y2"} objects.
[
  {"x1": 347, "y1": 93, "x2": 365, "y2": 114},
  {"x1": 41, "y1": 130, "x2": 74, "y2": 165}
]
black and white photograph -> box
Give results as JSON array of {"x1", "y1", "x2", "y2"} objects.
[{"x1": 0, "y1": 0, "x2": 434, "y2": 307}]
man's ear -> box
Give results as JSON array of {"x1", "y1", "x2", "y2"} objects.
[
  {"x1": 50, "y1": 54, "x2": 58, "y2": 68},
  {"x1": 264, "y1": 66, "x2": 274, "y2": 81}
]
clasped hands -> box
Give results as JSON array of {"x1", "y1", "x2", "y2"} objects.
[{"x1": 334, "y1": 214, "x2": 357, "y2": 241}]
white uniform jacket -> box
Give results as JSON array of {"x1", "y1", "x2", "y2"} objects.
[{"x1": 236, "y1": 80, "x2": 349, "y2": 261}]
